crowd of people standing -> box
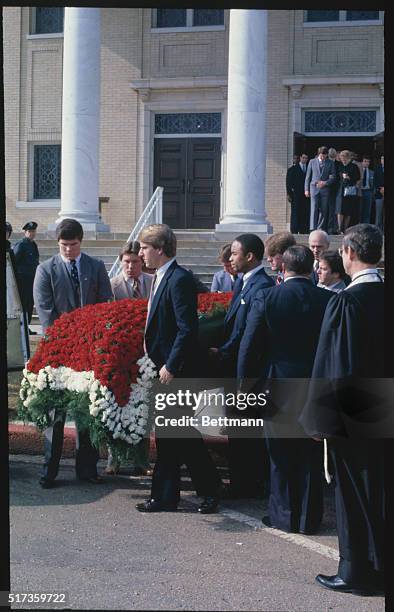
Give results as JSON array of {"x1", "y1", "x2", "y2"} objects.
[
  {"x1": 286, "y1": 147, "x2": 384, "y2": 235},
  {"x1": 6, "y1": 212, "x2": 385, "y2": 597}
]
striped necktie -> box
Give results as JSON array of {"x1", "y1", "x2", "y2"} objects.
[
  {"x1": 70, "y1": 259, "x2": 80, "y2": 305},
  {"x1": 133, "y1": 277, "x2": 142, "y2": 299}
]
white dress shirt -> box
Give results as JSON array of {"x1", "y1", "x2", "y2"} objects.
[
  {"x1": 153, "y1": 257, "x2": 176, "y2": 297},
  {"x1": 241, "y1": 263, "x2": 265, "y2": 290},
  {"x1": 61, "y1": 253, "x2": 82, "y2": 277}
]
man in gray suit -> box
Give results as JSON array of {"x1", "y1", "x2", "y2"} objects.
[
  {"x1": 305, "y1": 146, "x2": 336, "y2": 233},
  {"x1": 33, "y1": 218, "x2": 113, "y2": 488},
  {"x1": 111, "y1": 241, "x2": 153, "y2": 300}
]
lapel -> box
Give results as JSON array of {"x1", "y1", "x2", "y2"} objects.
[
  {"x1": 79, "y1": 253, "x2": 92, "y2": 306},
  {"x1": 240, "y1": 269, "x2": 264, "y2": 300},
  {"x1": 113, "y1": 274, "x2": 130, "y2": 299},
  {"x1": 224, "y1": 276, "x2": 243, "y2": 323},
  {"x1": 53, "y1": 254, "x2": 77, "y2": 310},
  {"x1": 146, "y1": 260, "x2": 177, "y2": 329}
]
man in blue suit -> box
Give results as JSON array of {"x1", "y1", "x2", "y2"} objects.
[
  {"x1": 238, "y1": 245, "x2": 332, "y2": 533},
  {"x1": 136, "y1": 224, "x2": 221, "y2": 514},
  {"x1": 210, "y1": 234, "x2": 274, "y2": 499},
  {"x1": 305, "y1": 146, "x2": 337, "y2": 232}
]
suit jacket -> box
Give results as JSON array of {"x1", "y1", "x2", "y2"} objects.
[
  {"x1": 13, "y1": 237, "x2": 40, "y2": 278},
  {"x1": 219, "y1": 267, "x2": 274, "y2": 363},
  {"x1": 210, "y1": 270, "x2": 239, "y2": 293},
  {"x1": 237, "y1": 278, "x2": 332, "y2": 422},
  {"x1": 374, "y1": 164, "x2": 384, "y2": 197},
  {"x1": 110, "y1": 272, "x2": 153, "y2": 300},
  {"x1": 305, "y1": 158, "x2": 336, "y2": 196},
  {"x1": 360, "y1": 167, "x2": 374, "y2": 191},
  {"x1": 286, "y1": 163, "x2": 307, "y2": 199},
  {"x1": 33, "y1": 252, "x2": 113, "y2": 332},
  {"x1": 144, "y1": 260, "x2": 198, "y2": 377}
]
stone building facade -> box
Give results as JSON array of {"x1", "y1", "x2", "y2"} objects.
[{"x1": 4, "y1": 8, "x2": 384, "y2": 233}]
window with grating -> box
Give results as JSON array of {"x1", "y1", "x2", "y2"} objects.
[
  {"x1": 33, "y1": 145, "x2": 61, "y2": 199},
  {"x1": 304, "y1": 111, "x2": 377, "y2": 133},
  {"x1": 155, "y1": 113, "x2": 221, "y2": 135}
]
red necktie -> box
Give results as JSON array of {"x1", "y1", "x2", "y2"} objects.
[{"x1": 143, "y1": 274, "x2": 157, "y2": 354}]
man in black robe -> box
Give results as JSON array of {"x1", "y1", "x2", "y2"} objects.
[{"x1": 300, "y1": 223, "x2": 385, "y2": 596}]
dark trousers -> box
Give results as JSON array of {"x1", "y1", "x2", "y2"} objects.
[
  {"x1": 330, "y1": 438, "x2": 384, "y2": 585},
  {"x1": 18, "y1": 274, "x2": 34, "y2": 324},
  {"x1": 42, "y1": 409, "x2": 99, "y2": 480},
  {"x1": 290, "y1": 195, "x2": 310, "y2": 234},
  {"x1": 151, "y1": 430, "x2": 222, "y2": 506},
  {"x1": 313, "y1": 190, "x2": 332, "y2": 232},
  {"x1": 227, "y1": 432, "x2": 269, "y2": 496},
  {"x1": 264, "y1": 432, "x2": 323, "y2": 533},
  {"x1": 360, "y1": 190, "x2": 373, "y2": 224}
]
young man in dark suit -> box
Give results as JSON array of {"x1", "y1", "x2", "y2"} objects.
[
  {"x1": 209, "y1": 234, "x2": 274, "y2": 499},
  {"x1": 136, "y1": 224, "x2": 221, "y2": 514},
  {"x1": 286, "y1": 153, "x2": 310, "y2": 234},
  {"x1": 33, "y1": 218, "x2": 113, "y2": 488},
  {"x1": 238, "y1": 245, "x2": 332, "y2": 534}
]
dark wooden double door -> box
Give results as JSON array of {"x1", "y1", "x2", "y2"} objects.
[{"x1": 154, "y1": 138, "x2": 221, "y2": 229}]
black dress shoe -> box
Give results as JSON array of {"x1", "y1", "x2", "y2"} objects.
[
  {"x1": 197, "y1": 496, "x2": 219, "y2": 514},
  {"x1": 39, "y1": 477, "x2": 55, "y2": 489},
  {"x1": 261, "y1": 515, "x2": 273, "y2": 527},
  {"x1": 315, "y1": 574, "x2": 383, "y2": 596},
  {"x1": 78, "y1": 476, "x2": 104, "y2": 484},
  {"x1": 136, "y1": 499, "x2": 177, "y2": 513}
]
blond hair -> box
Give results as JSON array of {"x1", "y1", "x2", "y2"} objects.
[{"x1": 138, "y1": 224, "x2": 177, "y2": 257}]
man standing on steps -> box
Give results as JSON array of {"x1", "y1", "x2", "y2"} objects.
[
  {"x1": 136, "y1": 223, "x2": 222, "y2": 514},
  {"x1": 33, "y1": 218, "x2": 113, "y2": 488}
]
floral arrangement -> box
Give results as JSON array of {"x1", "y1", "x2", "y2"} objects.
[{"x1": 18, "y1": 291, "x2": 232, "y2": 461}]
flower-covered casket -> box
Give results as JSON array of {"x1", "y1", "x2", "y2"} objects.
[{"x1": 18, "y1": 292, "x2": 232, "y2": 462}]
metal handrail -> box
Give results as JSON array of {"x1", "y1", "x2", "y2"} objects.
[{"x1": 108, "y1": 186, "x2": 163, "y2": 278}]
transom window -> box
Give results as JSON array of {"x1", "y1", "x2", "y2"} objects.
[
  {"x1": 304, "y1": 111, "x2": 377, "y2": 134},
  {"x1": 33, "y1": 145, "x2": 61, "y2": 199},
  {"x1": 305, "y1": 10, "x2": 381, "y2": 24},
  {"x1": 153, "y1": 9, "x2": 224, "y2": 29},
  {"x1": 32, "y1": 7, "x2": 64, "y2": 35},
  {"x1": 155, "y1": 113, "x2": 221, "y2": 135}
]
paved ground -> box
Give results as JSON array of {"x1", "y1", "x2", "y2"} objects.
[{"x1": 9, "y1": 455, "x2": 384, "y2": 611}]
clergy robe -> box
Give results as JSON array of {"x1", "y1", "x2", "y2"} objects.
[{"x1": 300, "y1": 276, "x2": 385, "y2": 588}]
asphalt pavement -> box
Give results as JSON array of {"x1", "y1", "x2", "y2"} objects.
[{"x1": 9, "y1": 454, "x2": 384, "y2": 611}]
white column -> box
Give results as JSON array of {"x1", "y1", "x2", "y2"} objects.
[
  {"x1": 217, "y1": 9, "x2": 271, "y2": 233},
  {"x1": 53, "y1": 7, "x2": 109, "y2": 232}
]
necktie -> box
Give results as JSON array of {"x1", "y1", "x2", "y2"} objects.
[
  {"x1": 314, "y1": 260, "x2": 319, "y2": 271},
  {"x1": 70, "y1": 259, "x2": 80, "y2": 305},
  {"x1": 276, "y1": 273, "x2": 283, "y2": 285},
  {"x1": 143, "y1": 274, "x2": 157, "y2": 354},
  {"x1": 133, "y1": 277, "x2": 142, "y2": 298},
  {"x1": 231, "y1": 274, "x2": 238, "y2": 290}
]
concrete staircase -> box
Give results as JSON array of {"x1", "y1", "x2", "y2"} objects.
[{"x1": 11, "y1": 229, "x2": 384, "y2": 291}]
